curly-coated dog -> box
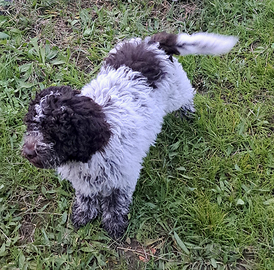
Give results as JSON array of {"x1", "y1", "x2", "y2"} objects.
[{"x1": 22, "y1": 32, "x2": 237, "y2": 238}]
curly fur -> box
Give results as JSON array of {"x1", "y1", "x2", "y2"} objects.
[
  {"x1": 105, "y1": 41, "x2": 165, "y2": 88},
  {"x1": 24, "y1": 86, "x2": 111, "y2": 168},
  {"x1": 22, "y1": 32, "x2": 237, "y2": 238}
]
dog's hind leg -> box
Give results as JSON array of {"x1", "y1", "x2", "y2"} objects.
[
  {"x1": 178, "y1": 103, "x2": 196, "y2": 120},
  {"x1": 101, "y1": 188, "x2": 131, "y2": 239},
  {"x1": 71, "y1": 191, "x2": 100, "y2": 228}
]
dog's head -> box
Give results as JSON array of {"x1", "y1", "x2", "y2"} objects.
[{"x1": 22, "y1": 86, "x2": 111, "y2": 169}]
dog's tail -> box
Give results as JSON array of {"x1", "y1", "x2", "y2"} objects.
[{"x1": 150, "y1": 32, "x2": 238, "y2": 56}]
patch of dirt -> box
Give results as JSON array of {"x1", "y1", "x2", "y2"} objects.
[
  {"x1": 78, "y1": 0, "x2": 114, "y2": 10},
  {"x1": 193, "y1": 74, "x2": 209, "y2": 94},
  {"x1": 235, "y1": 247, "x2": 256, "y2": 270},
  {"x1": 148, "y1": 1, "x2": 198, "y2": 21},
  {"x1": 250, "y1": 40, "x2": 261, "y2": 53},
  {"x1": 52, "y1": 18, "x2": 74, "y2": 46},
  {"x1": 267, "y1": 115, "x2": 274, "y2": 136},
  {"x1": 0, "y1": 1, "x2": 11, "y2": 16},
  {"x1": 106, "y1": 238, "x2": 165, "y2": 270},
  {"x1": 254, "y1": 88, "x2": 273, "y2": 102},
  {"x1": 19, "y1": 215, "x2": 36, "y2": 244},
  {"x1": 71, "y1": 47, "x2": 95, "y2": 73},
  {"x1": 10, "y1": 186, "x2": 59, "y2": 244},
  {"x1": 119, "y1": 239, "x2": 156, "y2": 262}
]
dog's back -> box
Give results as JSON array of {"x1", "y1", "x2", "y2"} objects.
[{"x1": 100, "y1": 32, "x2": 238, "y2": 113}]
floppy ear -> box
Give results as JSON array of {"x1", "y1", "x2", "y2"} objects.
[
  {"x1": 37, "y1": 86, "x2": 111, "y2": 163},
  {"x1": 64, "y1": 94, "x2": 112, "y2": 162}
]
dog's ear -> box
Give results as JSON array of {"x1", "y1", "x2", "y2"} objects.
[
  {"x1": 65, "y1": 94, "x2": 112, "y2": 163},
  {"x1": 37, "y1": 87, "x2": 111, "y2": 163}
]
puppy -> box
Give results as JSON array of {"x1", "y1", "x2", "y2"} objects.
[{"x1": 22, "y1": 32, "x2": 237, "y2": 238}]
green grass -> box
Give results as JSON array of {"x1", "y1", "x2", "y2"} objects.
[{"x1": 0, "y1": 0, "x2": 274, "y2": 269}]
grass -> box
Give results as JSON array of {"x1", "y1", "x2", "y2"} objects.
[{"x1": 0, "y1": 0, "x2": 274, "y2": 269}]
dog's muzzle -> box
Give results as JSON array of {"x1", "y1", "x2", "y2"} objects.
[
  {"x1": 22, "y1": 142, "x2": 44, "y2": 169},
  {"x1": 22, "y1": 141, "x2": 37, "y2": 160},
  {"x1": 22, "y1": 131, "x2": 56, "y2": 169}
]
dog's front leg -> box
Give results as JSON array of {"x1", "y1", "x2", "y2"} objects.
[
  {"x1": 71, "y1": 191, "x2": 100, "y2": 228},
  {"x1": 101, "y1": 188, "x2": 131, "y2": 239}
]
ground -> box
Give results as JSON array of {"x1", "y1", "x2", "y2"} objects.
[{"x1": 0, "y1": 0, "x2": 274, "y2": 269}]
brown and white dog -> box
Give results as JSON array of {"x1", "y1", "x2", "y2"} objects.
[{"x1": 22, "y1": 32, "x2": 237, "y2": 238}]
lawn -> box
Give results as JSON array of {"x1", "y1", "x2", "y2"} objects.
[{"x1": 0, "y1": 0, "x2": 274, "y2": 269}]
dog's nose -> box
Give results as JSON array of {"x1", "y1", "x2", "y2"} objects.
[{"x1": 23, "y1": 143, "x2": 37, "y2": 159}]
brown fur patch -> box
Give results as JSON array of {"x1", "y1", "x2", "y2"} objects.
[
  {"x1": 150, "y1": 32, "x2": 179, "y2": 55},
  {"x1": 104, "y1": 42, "x2": 165, "y2": 88}
]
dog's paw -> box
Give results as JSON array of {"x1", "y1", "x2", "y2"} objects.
[
  {"x1": 71, "y1": 198, "x2": 99, "y2": 229},
  {"x1": 102, "y1": 214, "x2": 128, "y2": 239},
  {"x1": 177, "y1": 105, "x2": 195, "y2": 120}
]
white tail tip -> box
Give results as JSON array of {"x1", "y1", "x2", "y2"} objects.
[{"x1": 176, "y1": 33, "x2": 238, "y2": 56}]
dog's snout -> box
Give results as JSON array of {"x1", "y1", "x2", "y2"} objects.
[{"x1": 23, "y1": 142, "x2": 37, "y2": 159}]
